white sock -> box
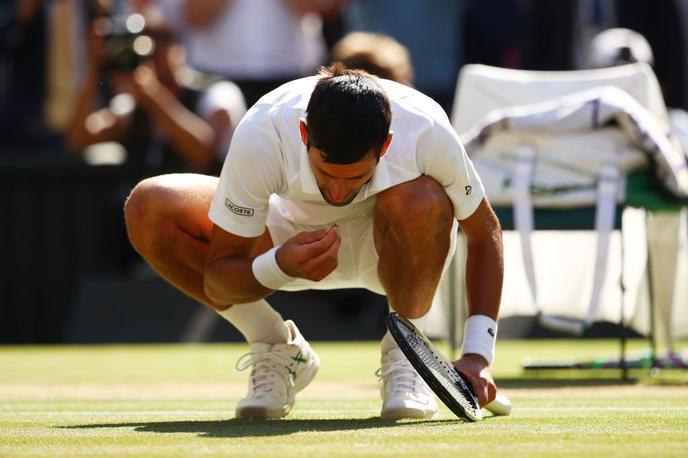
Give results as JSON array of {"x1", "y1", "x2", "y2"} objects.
[
  {"x1": 381, "y1": 306, "x2": 430, "y2": 354},
  {"x1": 216, "y1": 300, "x2": 289, "y2": 344}
]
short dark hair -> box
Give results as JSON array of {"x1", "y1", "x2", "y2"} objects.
[{"x1": 305, "y1": 64, "x2": 392, "y2": 164}]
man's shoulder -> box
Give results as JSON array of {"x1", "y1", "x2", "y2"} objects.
[
  {"x1": 236, "y1": 76, "x2": 317, "y2": 138},
  {"x1": 382, "y1": 82, "x2": 461, "y2": 168},
  {"x1": 382, "y1": 79, "x2": 450, "y2": 125},
  {"x1": 255, "y1": 76, "x2": 319, "y2": 108},
  {"x1": 227, "y1": 78, "x2": 310, "y2": 168}
]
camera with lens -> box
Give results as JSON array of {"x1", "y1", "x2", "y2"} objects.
[{"x1": 102, "y1": 13, "x2": 155, "y2": 73}]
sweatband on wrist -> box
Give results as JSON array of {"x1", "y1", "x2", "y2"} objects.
[
  {"x1": 461, "y1": 315, "x2": 498, "y2": 366},
  {"x1": 251, "y1": 246, "x2": 295, "y2": 290}
]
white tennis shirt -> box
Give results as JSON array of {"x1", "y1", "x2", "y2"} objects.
[{"x1": 209, "y1": 76, "x2": 485, "y2": 238}]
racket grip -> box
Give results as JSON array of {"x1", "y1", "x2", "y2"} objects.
[{"x1": 484, "y1": 393, "x2": 512, "y2": 416}]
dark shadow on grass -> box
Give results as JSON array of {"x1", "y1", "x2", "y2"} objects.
[{"x1": 60, "y1": 418, "x2": 466, "y2": 438}]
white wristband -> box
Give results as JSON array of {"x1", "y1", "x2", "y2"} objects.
[
  {"x1": 251, "y1": 246, "x2": 296, "y2": 290},
  {"x1": 461, "y1": 315, "x2": 498, "y2": 366}
]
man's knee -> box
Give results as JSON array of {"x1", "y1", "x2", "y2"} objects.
[
  {"x1": 124, "y1": 175, "x2": 179, "y2": 255},
  {"x1": 375, "y1": 176, "x2": 454, "y2": 241}
]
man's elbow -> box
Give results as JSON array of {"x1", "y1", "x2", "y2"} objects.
[
  {"x1": 491, "y1": 218, "x2": 503, "y2": 246},
  {"x1": 483, "y1": 202, "x2": 503, "y2": 246},
  {"x1": 485, "y1": 219, "x2": 503, "y2": 254},
  {"x1": 467, "y1": 217, "x2": 503, "y2": 255}
]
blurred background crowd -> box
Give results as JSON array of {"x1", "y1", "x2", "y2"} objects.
[{"x1": 1, "y1": 0, "x2": 687, "y2": 344}]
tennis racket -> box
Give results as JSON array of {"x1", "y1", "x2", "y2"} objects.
[{"x1": 385, "y1": 312, "x2": 512, "y2": 422}]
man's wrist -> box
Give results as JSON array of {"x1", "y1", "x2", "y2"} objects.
[
  {"x1": 461, "y1": 314, "x2": 498, "y2": 366},
  {"x1": 460, "y1": 352, "x2": 489, "y2": 367},
  {"x1": 251, "y1": 246, "x2": 296, "y2": 290}
]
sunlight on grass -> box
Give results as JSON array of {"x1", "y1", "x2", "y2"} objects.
[{"x1": 1, "y1": 341, "x2": 687, "y2": 457}]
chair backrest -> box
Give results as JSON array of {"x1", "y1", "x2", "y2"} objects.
[{"x1": 451, "y1": 63, "x2": 668, "y2": 135}]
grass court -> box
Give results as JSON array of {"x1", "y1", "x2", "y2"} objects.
[{"x1": 1, "y1": 339, "x2": 687, "y2": 457}]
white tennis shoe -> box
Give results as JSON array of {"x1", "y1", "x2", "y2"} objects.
[
  {"x1": 234, "y1": 320, "x2": 320, "y2": 419},
  {"x1": 377, "y1": 348, "x2": 439, "y2": 419}
]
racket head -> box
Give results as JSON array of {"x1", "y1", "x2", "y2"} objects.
[{"x1": 385, "y1": 312, "x2": 482, "y2": 422}]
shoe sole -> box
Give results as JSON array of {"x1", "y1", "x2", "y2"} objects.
[
  {"x1": 235, "y1": 348, "x2": 320, "y2": 420},
  {"x1": 235, "y1": 405, "x2": 290, "y2": 420},
  {"x1": 381, "y1": 407, "x2": 438, "y2": 420}
]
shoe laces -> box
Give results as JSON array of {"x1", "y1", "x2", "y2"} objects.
[
  {"x1": 375, "y1": 358, "x2": 421, "y2": 394},
  {"x1": 236, "y1": 348, "x2": 296, "y2": 394}
]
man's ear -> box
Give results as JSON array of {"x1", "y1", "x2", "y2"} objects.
[
  {"x1": 379, "y1": 131, "x2": 393, "y2": 158},
  {"x1": 299, "y1": 118, "x2": 308, "y2": 146}
]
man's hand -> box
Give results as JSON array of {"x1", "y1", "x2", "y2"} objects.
[
  {"x1": 129, "y1": 64, "x2": 162, "y2": 105},
  {"x1": 276, "y1": 225, "x2": 341, "y2": 281},
  {"x1": 454, "y1": 353, "x2": 497, "y2": 408}
]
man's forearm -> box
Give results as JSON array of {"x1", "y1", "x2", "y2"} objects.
[
  {"x1": 459, "y1": 207, "x2": 503, "y2": 370},
  {"x1": 204, "y1": 256, "x2": 273, "y2": 307},
  {"x1": 464, "y1": 220, "x2": 503, "y2": 320}
]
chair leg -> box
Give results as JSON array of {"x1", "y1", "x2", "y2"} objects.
[
  {"x1": 645, "y1": 211, "x2": 659, "y2": 373},
  {"x1": 620, "y1": 222, "x2": 628, "y2": 380}
]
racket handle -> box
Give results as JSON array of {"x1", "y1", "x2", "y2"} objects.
[{"x1": 484, "y1": 393, "x2": 512, "y2": 416}]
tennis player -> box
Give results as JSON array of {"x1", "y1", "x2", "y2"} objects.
[{"x1": 124, "y1": 64, "x2": 503, "y2": 419}]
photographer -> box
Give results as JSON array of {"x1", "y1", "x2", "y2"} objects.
[{"x1": 66, "y1": 9, "x2": 246, "y2": 175}]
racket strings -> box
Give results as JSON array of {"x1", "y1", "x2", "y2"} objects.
[{"x1": 399, "y1": 321, "x2": 481, "y2": 418}]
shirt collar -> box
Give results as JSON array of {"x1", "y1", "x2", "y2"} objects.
[
  {"x1": 299, "y1": 145, "x2": 321, "y2": 195},
  {"x1": 361, "y1": 156, "x2": 392, "y2": 198},
  {"x1": 299, "y1": 146, "x2": 394, "y2": 200}
]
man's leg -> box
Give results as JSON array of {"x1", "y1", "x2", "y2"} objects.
[
  {"x1": 124, "y1": 173, "x2": 319, "y2": 418},
  {"x1": 124, "y1": 173, "x2": 225, "y2": 307},
  {"x1": 374, "y1": 175, "x2": 454, "y2": 317},
  {"x1": 373, "y1": 175, "x2": 454, "y2": 419}
]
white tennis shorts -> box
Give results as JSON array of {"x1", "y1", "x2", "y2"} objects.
[{"x1": 265, "y1": 195, "x2": 458, "y2": 295}]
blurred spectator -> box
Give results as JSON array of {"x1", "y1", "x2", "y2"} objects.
[
  {"x1": 342, "y1": 0, "x2": 462, "y2": 114},
  {"x1": 519, "y1": 0, "x2": 617, "y2": 71},
  {"x1": 330, "y1": 32, "x2": 413, "y2": 86},
  {"x1": 574, "y1": 0, "x2": 688, "y2": 111},
  {"x1": 0, "y1": 0, "x2": 101, "y2": 151},
  {"x1": 66, "y1": 7, "x2": 246, "y2": 175},
  {"x1": 154, "y1": 0, "x2": 336, "y2": 108},
  {"x1": 462, "y1": 0, "x2": 524, "y2": 68},
  {"x1": 616, "y1": 0, "x2": 686, "y2": 110},
  {"x1": 520, "y1": 0, "x2": 578, "y2": 71},
  {"x1": 517, "y1": 0, "x2": 687, "y2": 111}
]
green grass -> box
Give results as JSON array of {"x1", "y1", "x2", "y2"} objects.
[{"x1": 1, "y1": 340, "x2": 687, "y2": 457}]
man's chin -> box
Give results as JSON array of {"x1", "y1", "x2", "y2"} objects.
[
  {"x1": 323, "y1": 197, "x2": 355, "y2": 207},
  {"x1": 321, "y1": 193, "x2": 357, "y2": 207}
]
